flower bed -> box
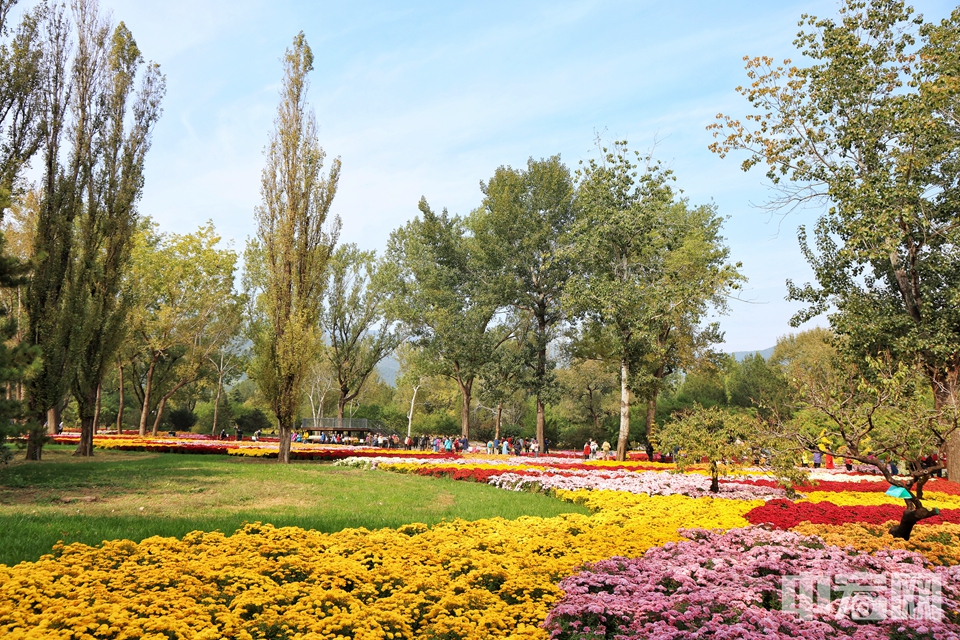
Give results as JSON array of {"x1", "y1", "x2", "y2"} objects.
[
  {"x1": 790, "y1": 522, "x2": 960, "y2": 567},
  {"x1": 544, "y1": 526, "x2": 960, "y2": 639},
  {"x1": 51, "y1": 435, "x2": 457, "y2": 461},
  {"x1": 0, "y1": 492, "x2": 759, "y2": 640},
  {"x1": 14, "y1": 439, "x2": 960, "y2": 638},
  {"x1": 745, "y1": 499, "x2": 960, "y2": 529}
]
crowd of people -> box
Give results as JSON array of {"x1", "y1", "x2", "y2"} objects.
[{"x1": 482, "y1": 436, "x2": 550, "y2": 457}]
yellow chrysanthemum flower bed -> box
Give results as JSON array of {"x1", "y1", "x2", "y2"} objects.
[
  {"x1": 800, "y1": 490, "x2": 960, "y2": 510},
  {"x1": 0, "y1": 491, "x2": 759, "y2": 640},
  {"x1": 790, "y1": 521, "x2": 960, "y2": 567}
]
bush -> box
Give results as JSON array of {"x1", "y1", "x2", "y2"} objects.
[
  {"x1": 168, "y1": 408, "x2": 198, "y2": 431},
  {"x1": 235, "y1": 408, "x2": 271, "y2": 433}
]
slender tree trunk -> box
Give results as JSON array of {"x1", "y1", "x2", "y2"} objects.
[
  {"x1": 616, "y1": 357, "x2": 630, "y2": 461},
  {"x1": 211, "y1": 357, "x2": 225, "y2": 435},
  {"x1": 152, "y1": 395, "x2": 169, "y2": 434},
  {"x1": 535, "y1": 310, "x2": 548, "y2": 454},
  {"x1": 116, "y1": 360, "x2": 125, "y2": 434},
  {"x1": 47, "y1": 407, "x2": 58, "y2": 435},
  {"x1": 407, "y1": 384, "x2": 420, "y2": 438},
  {"x1": 92, "y1": 383, "x2": 102, "y2": 433},
  {"x1": 138, "y1": 355, "x2": 159, "y2": 436},
  {"x1": 337, "y1": 392, "x2": 347, "y2": 420},
  {"x1": 495, "y1": 403, "x2": 503, "y2": 441},
  {"x1": 152, "y1": 379, "x2": 194, "y2": 434},
  {"x1": 645, "y1": 397, "x2": 657, "y2": 446},
  {"x1": 536, "y1": 396, "x2": 545, "y2": 454},
  {"x1": 456, "y1": 377, "x2": 472, "y2": 438}
]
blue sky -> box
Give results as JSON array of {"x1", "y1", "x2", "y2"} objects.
[{"x1": 48, "y1": 0, "x2": 958, "y2": 351}]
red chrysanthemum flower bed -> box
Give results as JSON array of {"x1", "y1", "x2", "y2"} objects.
[{"x1": 745, "y1": 499, "x2": 960, "y2": 528}]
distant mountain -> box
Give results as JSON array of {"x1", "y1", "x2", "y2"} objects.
[
  {"x1": 376, "y1": 354, "x2": 400, "y2": 386},
  {"x1": 731, "y1": 346, "x2": 775, "y2": 362}
]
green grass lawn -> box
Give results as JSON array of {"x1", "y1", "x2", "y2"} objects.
[{"x1": 0, "y1": 445, "x2": 589, "y2": 566}]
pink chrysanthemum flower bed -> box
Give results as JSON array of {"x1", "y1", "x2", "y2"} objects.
[{"x1": 544, "y1": 526, "x2": 960, "y2": 640}]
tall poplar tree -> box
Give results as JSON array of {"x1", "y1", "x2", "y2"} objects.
[
  {"x1": 249, "y1": 32, "x2": 340, "y2": 464},
  {"x1": 27, "y1": 1, "x2": 164, "y2": 458},
  {"x1": 0, "y1": 0, "x2": 45, "y2": 461}
]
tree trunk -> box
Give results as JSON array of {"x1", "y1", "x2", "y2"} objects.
[
  {"x1": 278, "y1": 421, "x2": 291, "y2": 463},
  {"x1": 407, "y1": 384, "x2": 419, "y2": 438},
  {"x1": 74, "y1": 387, "x2": 98, "y2": 457},
  {"x1": 455, "y1": 376, "x2": 472, "y2": 438},
  {"x1": 47, "y1": 406, "x2": 59, "y2": 435},
  {"x1": 536, "y1": 396, "x2": 546, "y2": 454},
  {"x1": 152, "y1": 378, "x2": 194, "y2": 434},
  {"x1": 645, "y1": 396, "x2": 657, "y2": 448},
  {"x1": 495, "y1": 403, "x2": 503, "y2": 441},
  {"x1": 25, "y1": 426, "x2": 46, "y2": 461},
  {"x1": 616, "y1": 357, "x2": 630, "y2": 462},
  {"x1": 116, "y1": 360, "x2": 125, "y2": 434},
  {"x1": 535, "y1": 310, "x2": 548, "y2": 455},
  {"x1": 710, "y1": 463, "x2": 719, "y2": 493},
  {"x1": 211, "y1": 359, "x2": 225, "y2": 435},
  {"x1": 138, "y1": 354, "x2": 159, "y2": 436},
  {"x1": 337, "y1": 392, "x2": 347, "y2": 420},
  {"x1": 889, "y1": 503, "x2": 939, "y2": 541},
  {"x1": 92, "y1": 383, "x2": 102, "y2": 433}
]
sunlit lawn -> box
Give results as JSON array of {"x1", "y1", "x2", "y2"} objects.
[{"x1": 0, "y1": 445, "x2": 589, "y2": 565}]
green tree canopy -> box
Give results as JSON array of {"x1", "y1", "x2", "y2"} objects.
[
  {"x1": 381, "y1": 198, "x2": 507, "y2": 437},
  {"x1": 127, "y1": 220, "x2": 243, "y2": 435},
  {"x1": 711, "y1": 0, "x2": 960, "y2": 478},
  {"x1": 322, "y1": 243, "x2": 404, "y2": 419},
  {"x1": 474, "y1": 155, "x2": 575, "y2": 450},
  {"x1": 564, "y1": 141, "x2": 742, "y2": 460}
]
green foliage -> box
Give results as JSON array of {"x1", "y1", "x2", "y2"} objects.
[
  {"x1": 475, "y1": 156, "x2": 575, "y2": 446},
  {"x1": 712, "y1": 0, "x2": 960, "y2": 473},
  {"x1": 725, "y1": 353, "x2": 789, "y2": 418},
  {"x1": 555, "y1": 359, "x2": 618, "y2": 435},
  {"x1": 235, "y1": 408, "x2": 271, "y2": 433},
  {"x1": 655, "y1": 405, "x2": 756, "y2": 491},
  {"x1": 0, "y1": 1, "x2": 45, "y2": 209},
  {"x1": 657, "y1": 404, "x2": 804, "y2": 491},
  {"x1": 413, "y1": 411, "x2": 459, "y2": 436},
  {"x1": 167, "y1": 408, "x2": 197, "y2": 431},
  {"x1": 248, "y1": 32, "x2": 340, "y2": 462},
  {"x1": 563, "y1": 140, "x2": 743, "y2": 459},
  {"x1": 127, "y1": 220, "x2": 243, "y2": 435},
  {"x1": 322, "y1": 244, "x2": 404, "y2": 418},
  {"x1": 0, "y1": 231, "x2": 37, "y2": 463},
  {"x1": 27, "y1": 4, "x2": 165, "y2": 458},
  {"x1": 381, "y1": 199, "x2": 506, "y2": 437}
]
